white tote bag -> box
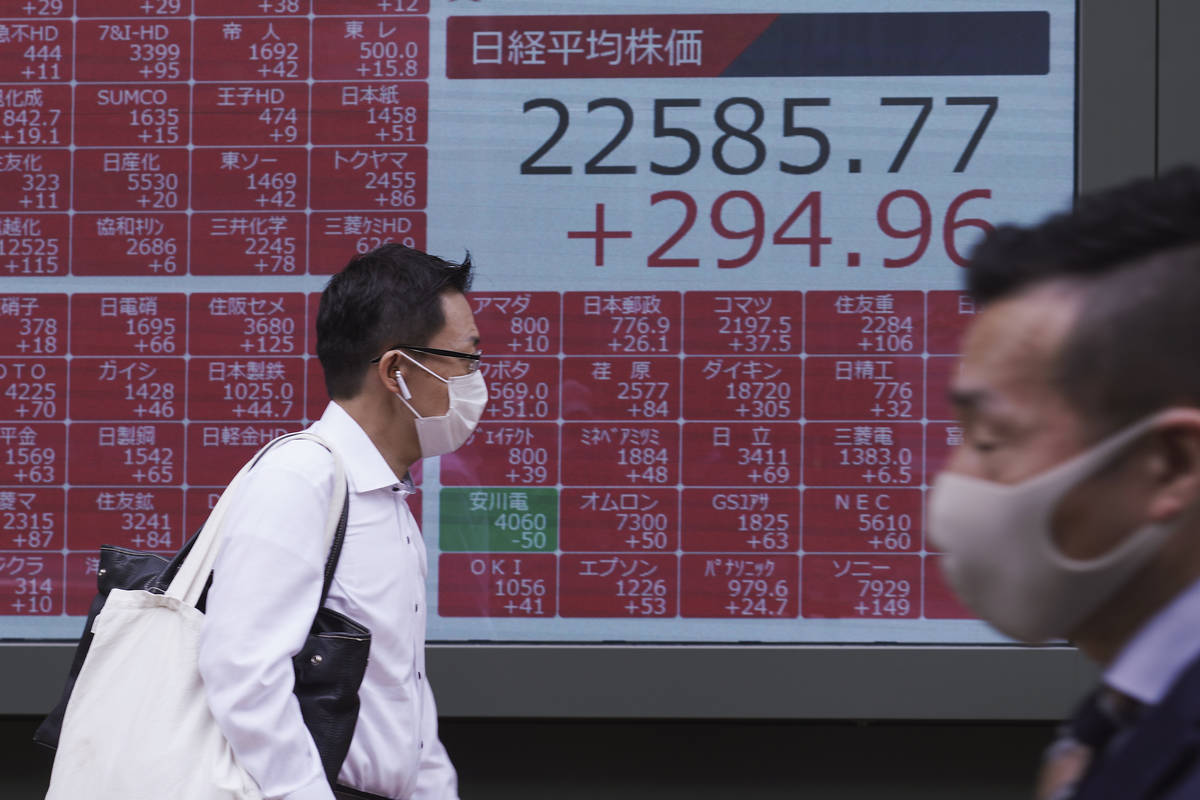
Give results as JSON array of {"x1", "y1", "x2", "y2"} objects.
[{"x1": 45, "y1": 432, "x2": 346, "y2": 800}]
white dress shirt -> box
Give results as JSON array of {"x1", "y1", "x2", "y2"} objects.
[
  {"x1": 1104, "y1": 576, "x2": 1200, "y2": 706},
  {"x1": 198, "y1": 402, "x2": 458, "y2": 800}
]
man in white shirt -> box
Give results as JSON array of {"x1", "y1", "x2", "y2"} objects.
[
  {"x1": 927, "y1": 166, "x2": 1200, "y2": 800},
  {"x1": 198, "y1": 243, "x2": 486, "y2": 800}
]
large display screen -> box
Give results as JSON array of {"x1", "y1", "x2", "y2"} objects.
[{"x1": 0, "y1": 0, "x2": 1076, "y2": 644}]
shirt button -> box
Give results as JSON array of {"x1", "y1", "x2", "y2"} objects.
[
  {"x1": 418, "y1": 671, "x2": 422, "y2": 680},
  {"x1": 407, "y1": 536, "x2": 411, "y2": 544},
  {"x1": 414, "y1": 603, "x2": 419, "y2": 612},
  {"x1": 420, "y1": 741, "x2": 424, "y2": 750},
  {"x1": 391, "y1": 485, "x2": 400, "y2": 492}
]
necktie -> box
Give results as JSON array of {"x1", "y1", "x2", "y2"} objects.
[{"x1": 1035, "y1": 687, "x2": 1143, "y2": 800}]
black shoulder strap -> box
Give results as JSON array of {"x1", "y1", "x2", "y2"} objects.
[
  {"x1": 318, "y1": 487, "x2": 350, "y2": 609},
  {"x1": 252, "y1": 431, "x2": 350, "y2": 611}
]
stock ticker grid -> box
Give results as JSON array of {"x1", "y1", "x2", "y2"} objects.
[{"x1": 0, "y1": 1, "x2": 1074, "y2": 642}]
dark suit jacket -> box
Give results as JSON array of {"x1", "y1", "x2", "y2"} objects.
[{"x1": 1074, "y1": 652, "x2": 1200, "y2": 799}]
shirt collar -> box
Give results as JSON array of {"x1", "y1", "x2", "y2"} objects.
[
  {"x1": 311, "y1": 402, "x2": 408, "y2": 494},
  {"x1": 1104, "y1": 576, "x2": 1200, "y2": 705}
]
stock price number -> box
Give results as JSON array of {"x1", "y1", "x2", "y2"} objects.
[
  {"x1": 127, "y1": 171, "x2": 179, "y2": 210},
  {"x1": 493, "y1": 574, "x2": 547, "y2": 616},
  {"x1": 616, "y1": 446, "x2": 669, "y2": 484},
  {"x1": 258, "y1": 106, "x2": 299, "y2": 144},
  {"x1": 870, "y1": 380, "x2": 915, "y2": 418},
  {"x1": 632, "y1": 187, "x2": 991, "y2": 270},
  {"x1": 19, "y1": 42, "x2": 62, "y2": 81},
  {"x1": 19, "y1": 171, "x2": 61, "y2": 211},
  {"x1": 492, "y1": 511, "x2": 550, "y2": 551},
  {"x1": 121, "y1": 511, "x2": 172, "y2": 549},
  {"x1": 248, "y1": 41, "x2": 301, "y2": 79},
  {"x1": 125, "y1": 380, "x2": 175, "y2": 418},
  {"x1": 12, "y1": 576, "x2": 54, "y2": 614},
  {"x1": 245, "y1": 236, "x2": 298, "y2": 274},
  {"x1": 725, "y1": 379, "x2": 792, "y2": 419},
  {"x1": 737, "y1": 445, "x2": 790, "y2": 484},
  {"x1": 3, "y1": 510, "x2": 55, "y2": 549},
  {"x1": 18, "y1": 0, "x2": 65, "y2": 16},
  {"x1": 354, "y1": 232, "x2": 418, "y2": 252},
  {"x1": 0, "y1": 236, "x2": 59, "y2": 275},
  {"x1": 357, "y1": 40, "x2": 422, "y2": 79},
  {"x1": 365, "y1": 168, "x2": 419, "y2": 208},
  {"x1": 2, "y1": 107, "x2": 61, "y2": 145},
  {"x1": 4, "y1": 378, "x2": 57, "y2": 419},
  {"x1": 127, "y1": 43, "x2": 182, "y2": 81},
  {"x1": 615, "y1": 576, "x2": 668, "y2": 616},
  {"x1": 536, "y1": 95, "x2": 1001, "y2": 269},
  {"x1": 16, "y1": 316, "x2": 59, "y2": 355},
  {"x1": 736, "y1": 512, "x2": 791, "y2": 551},
  {"x1": 222, "y1": 380, "x2": 295, "y2": 419},
  {"x1": 122, "y1": 446, "x2": 174, "y2": 483},
  {"x1": 366, "y1": 105, "x2": 421, "y2": 144},
  {"x1": 506, "y1": 446, "x2": 549, "y2": 484},
  {"x1": 241, "y1": 316, "x2": 295, "y2": 354},
  {"x1": 136, "y1": 0, "x2": 184, "y2": 15},
  {"x1": 246, "y1": 172, "x2": 299, "y2": 209},
  {"x1": 608, "y1": 314, "x2": 671, "y2": 354},
  {"x1": 615, "y1": 510, "x2": 670, "y2": 550},
  {"x1": 256, "y1": 0, "x2": 302, "y2": 12},
  {"x1": 522, "y1": 95, "x2": 996, "y2": 177},
  {"x1": 838, "y1": 446, "x2": 914, "y2": 485},
  {"x1": 125, "y1": 316, "x2": 176, "y2": 354},
  {"x1": 725, "y1": 577, "x2": 789, "y2": 617},
  {"x1": 127, "y1": 106, "x2": 180, "y2": 145},
  {"x1": 858, "y1": 511, "x2": 914, "y2": 552},
  {"x1": 858, "y1": 315, "x2": 916, "y2": 353},
  {"x1": 716, "y1": 312, "x2": 792, "y2": 353},
  {"x1": 856, "y1": 577, "x2": 912, "y2": 618},
  {"x1": 126, "y1": 236, "x2": 179, "y2": 273},
  {"x1": 4, "y1": 446, "x2": 55, "y2": 483},
  {"x1": 618, "y1": 379, "x2": 671, "y2": 419},
  {"x1": 488, "y1": 380, "x2": 552, "y2": 420},
  {"x1": 509, "y1": 315, "x2": 552, "y2": 353}
]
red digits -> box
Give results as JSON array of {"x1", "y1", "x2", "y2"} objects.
[
  {"x1": 647, "y1": 191, "x2": 699, "y2": 268},
  {"x1": 944, "y1": 189, "x2": 994, "y2": 266},
  {"x1": 711, "y1": 190, "x2": 764, "y2": 269},
  {"x1": 772, "y1": 191, "x2": 831, "y2": 267},
  {"x1": 877, "y1": 190, "x2": 931, "y2": 268}
]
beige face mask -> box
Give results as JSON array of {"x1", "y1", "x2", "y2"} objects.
[
  {"x1": 927, "y1": 413, "x2": 1179, "y2": 643},
  {"x1": 395, "y1": 352, "x2": 488, "y2": 458}
]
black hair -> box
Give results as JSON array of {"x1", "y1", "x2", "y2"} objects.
[
  {"x1": 968, "y1": 166, "x2": 1200, "y2": 303},
  {"x1": 316, "y1": 243, "x2": 473, "y2": 399},
  {"x1": 965, "y1": 166, "x2": 1200, "y2": 429}
]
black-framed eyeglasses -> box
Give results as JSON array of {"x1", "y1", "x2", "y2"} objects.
[{"x1": 371, "y1": 344, "x2": 482, "y2": 372}]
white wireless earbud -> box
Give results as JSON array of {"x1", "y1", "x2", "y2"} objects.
[{"x1": 394, "y1": 370, "x2": 412, "y2": 400}]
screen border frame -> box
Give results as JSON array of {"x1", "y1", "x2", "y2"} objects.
[{"x1": 0, "y1": 0, "x2": 1155, "y2": 720}]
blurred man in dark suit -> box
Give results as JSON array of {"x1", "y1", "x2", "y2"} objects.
[{"x1": 928, "y1": 166, "x2": 1200, "y2": 800}]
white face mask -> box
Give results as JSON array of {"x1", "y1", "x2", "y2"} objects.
[
  {"x1": 396, "y1": 352, "x2": 488, "y2": 458},
  {"x1": 927, "y1": 413, "x2": 1179, "y2": 643}
]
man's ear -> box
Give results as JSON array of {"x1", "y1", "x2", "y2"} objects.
[
  {"x1": 1144, "y1": 409, "x2": 1200, "y2": 522},
  {"x1": 375, "y1": 351, "x2": 409, "y2": 398}
]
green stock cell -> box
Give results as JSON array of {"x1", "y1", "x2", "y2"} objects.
[{"x1": 439, "y1": 487, "x2": 558, "y2": 552}]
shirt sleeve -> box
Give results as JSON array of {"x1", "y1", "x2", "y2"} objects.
[
  {"x1": 197, "y1": 440, "x2": 338, "y2": 800},
  {"x1": 412, "y1": 676, "x2": 459, "y2": 800}
]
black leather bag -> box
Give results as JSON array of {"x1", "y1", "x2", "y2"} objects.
[{"x1": 34, "y1": 433, "x2": 371, "y2": 787}]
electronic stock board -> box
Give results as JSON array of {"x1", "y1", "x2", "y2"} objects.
[{"x1": 0, "y1": 0, "x2": 1076, "y2": 657}]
